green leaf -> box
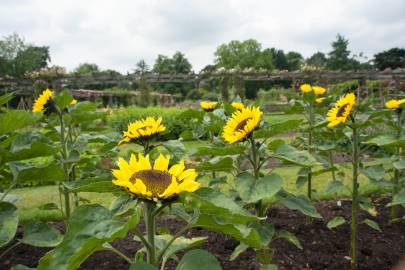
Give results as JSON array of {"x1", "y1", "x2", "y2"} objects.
[
  {"x1": 15, "y1": 163, "x2": 65, "y2": 183},
  {"x1": 192, "y1": 214, "x2": 263, "y2": 249},
  {"x1": 178, "y1": 109, "x2": 205, "y2": 121},
  {"x1": 277, "y1": 230, "x2": 302, "y2": 249},
  {"x1": 277, "y1": 193, "x2": 321, "y2": 218},
  {"x1": 0, "y1": 92, "x2": 14, "y2": 107},
  {"x1": 193, "y1": 145, "x2": 246, "y2": 156},
  {"x1": 235, "y1": 172, "x2": 283, "y2": 204},
  {"x1": 274, "y1": 144, "x2": 318, "y2": 167},
  {"x1": 362, "y1": 219, "x2": 382, "y2": 232},
  {"x1": 326, "y1": 216, "x2": 346, "y2": 229},
  {"x1": 393, "y1": 159, "x2": 405, "y2": 170},
  {"x1": 230, "y1": 243, "x2": 248, "y2": 261},
  {"x1": 254, "y1": 119, "x2": 302, "y2": 139},
  {"x1": 196, "y1": 157, "x2": 234, "y2": 172},
  {"x1": 70, "y1": 102, "x2": 105, "y2": 123},
  {"x1": 129, "y1": 262, "x2": 158, "y2": 270},
  {"x1": 363, "y1": 134, "x2": 405, "y2": 147},
  {"x1": 109, "y1": 195, "x2": 138, "y2": 217},
  {"x1": 180, "y1": 188, "x2": 257, "y2": 224},
  {"x1": 63, "y1": 179, "x2": 118, "y2": 193},
  {"x1": 38, "y1": 203, "x2": 59, "y2": 211},
  {"x1": 325, "y1": 181, "x2": 349, "y2": 195},
  {"x1": 37, "y1": 204, "x2": 140, "y2": 270},
  {"x1": 20, "y1": 220, "x2": 63, "y2": 247},
  {"x1": 155, "y1": 235, "x2": 206, "y2": 266},
  {"x1": 161, "y1": 140, "x2": 186, "y2": 161},
  {"x1": 176, "y1": 249, "x2": 222, "y2": 270},
  {"x1": 54, "y1": 90, "x2": 73, "y2": 110},
  {"x1": 0, "y1": 193, "x2": 20, "y2": 204},
  {"x1": 388, "y1": 188, "x2": 405, "y2": 206},
  {"x1": 0, "y1": 110, "x2": 37, "y2": 134},
  {"x1": 362, "y1": 165, "x2": 385, "y2": 180},
  {"x1": 0, "y1": 201, "x2": 18, "y2": 248}
]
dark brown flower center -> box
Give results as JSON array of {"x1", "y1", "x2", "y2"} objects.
[
  {"x1": 235, "y1": 118, "x2": 252, "y2": 131},
  {"x1": 336, "y1": 104, "x2": 349, "y2": 117},
  {"x1": 130, "y1": 169, "x2": 172, "y2": 196}
]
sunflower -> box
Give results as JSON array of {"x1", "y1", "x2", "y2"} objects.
[
  {"x1": 231, "y1": 102, "x2": 245, "y2": 111},
  {"x1": 32, "y1": 89, "x2": 54, "y2": 112},
  {"x1": 222, "y1": 106, "x2": 262, "y2": 144},
  {"x1": 70, "y1": 99, "x2": 78, "y2": 105},
  {"x1": 200, "y1": 101, "x2": 218, "y2": 112},
  {"x1": 112, "y1": 153, "x2": 199, "y2": 200},
  {"x1": 326, "y1": 93, "x2": 356, "y2": 127},
  {"x1": 385, "y1": 99, "x2": 405, "y2": 110},
  {"x1": 313, "y1": 86, "x2": 326, "y2": 95},
  {"x1": 120, "y1": 117, "x2": 166, "y2": 144},
  {"x1": 300, "y1": 84, "x2": 312, "y2": 93}
]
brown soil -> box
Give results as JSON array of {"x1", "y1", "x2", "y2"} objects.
[{"x1": 1, "y1": 198, "x2": 404, "y2": 270}]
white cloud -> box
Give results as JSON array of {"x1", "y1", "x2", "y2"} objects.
[{"x1": 0, "y1": 0, "x2": 404, "y2": 72}]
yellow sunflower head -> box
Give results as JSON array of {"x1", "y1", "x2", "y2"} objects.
[
  {"x1": 200, "y1": 101, "x2": 218, "y2": 112},
  {"x1": 231, "y1": 102, "x2": 245, "y2": 111},
  {"x1": 315, "y1": 97, "x2": 325, "y2": 104},
  {"x1": 300, "y1": 84, "x2": 312, "y2": 93},
  {"x1": 222, "y1": 106, "x2": 262, "y2": 144},
  {"x1": 32, "y1": 89, "x2": 54, "y2": 113},
  {"x1": 326, "y1": 93, "x2": 356, "y2": 128},
  {"x1": 120, "y1": 117, "x2": 166, "y2": 145},
  {"x1": 70, "y1": 99, "x2": 78, "y2": 105},
  {"x1": 385, "y1": 99, "x2": 405, "y2": 110},
  {"x1": 112, "y1": 153, "x2": 200, "y2": 201},
  {"x1": 313, "y1": 86, "x2": 326, "y2": 96}
]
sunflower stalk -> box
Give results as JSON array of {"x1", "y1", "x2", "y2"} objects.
[
  {"x1": 350, "y1": 118, "x2": 360, "y2": 270},
  {"x1": 391, "y1": 109, "x2": 402, "y2": 220},
  {"x1": 306, "y1": 102, "x2": 314, "y2": 224},
  {"x1": 144, "y1": 201, "x2": 157, "y2": 266},
  {"x1": 58, "y1": 111, "x2": 71, "y2": 220}
]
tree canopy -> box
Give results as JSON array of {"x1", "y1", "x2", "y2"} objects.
[
  {"x1": 374, "y1": 48, "x2": 405, "y2": 70},
  {"x1": 153, "y1": 51, "x2": 192, "y2": 74}
]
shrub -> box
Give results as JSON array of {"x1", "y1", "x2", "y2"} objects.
[{"x1": 107, "y1": 106, "x2": 192, "y2": 140}]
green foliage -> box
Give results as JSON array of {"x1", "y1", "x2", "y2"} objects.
[
  {"x1": 176, "y1": 249, "x2": 222, "y2": 270},
  {"x1": 374, "y1": 47, "x2": 405, "y2": 70},
  {"x1": 0, "y1": 201, "x2": 18, "y2": 248}
]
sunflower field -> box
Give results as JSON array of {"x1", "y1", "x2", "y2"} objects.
[{"x1": 0, "y1": 85, "x2": 404, "y2": 270}]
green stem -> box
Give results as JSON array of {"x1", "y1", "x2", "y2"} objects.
[
  {"x1": 144, "y1": 201, "x2": 156, "y2": 266},
  {"x1": 59, "y1": 112, "x2": 71, "y2": 220},
  {"x1": 104, "y1": 246, "x2": 133, "y2": 264},
  {"x1": 156, "y1": 224, "x2": 191, "y2": 263},
  {"x1": 0, "y1": 241, "x2": 20, "y2": 260},
  {"x1": 307, "y1": 103, "x2": 314, "y2": 201},
  {"x1": 250, "y1": 136, "x2": 259, "y2": 180},
  {"x1": 391, "y1": 110, "x2": 402, "y2": 220},
  {"x1": 132, "y1": 227, "x2": 153, "y2": 252},
  {"x1": 329, "y1": 151, "x2": 337, "y2": 182},
  {"x1": 350, "y1": 126, "x2": 359, "y2": 270}
]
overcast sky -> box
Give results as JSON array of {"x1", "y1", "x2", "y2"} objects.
[{"x1": 1, "y1": 0, "x2": 404, "y2": 73}]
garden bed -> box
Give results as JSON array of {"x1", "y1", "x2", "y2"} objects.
[{"x1": 1, "y1": 198, "x2": 404, "y2": 270}]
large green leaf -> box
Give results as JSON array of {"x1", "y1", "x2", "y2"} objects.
[
  {"x1": 3, "y1": 132, "x2": 58, "y2": 163},
  {"x1": 235, "y1": 172, "x2": 283, "y2": 204},
  {"x1": 15, "y1": 163, "x2": 65, "y2": 184},
  {"x1": 63, "y1": 179, "x2": 119, "y2": 193},
  {"x1": 20, "y1": 220, "x2": 63, "y2": 247},
  {"x1": 180, "y1": 188, "x2": 257, "y2": 224},
  {"x1": 155, "y1": 235, "x2": 206, "y2": 267},
  {"x1": 276, "y1": 193, "x2": 321, "y2": 218},
  {"x1": 0, "y1": 110, "x2": 37, "y2": 134},
  {"x1": 176, "y1": 249, "x2": 222, "y2": 270},
  {"x1": 0, "y1": 92, "x2": 14, "y2": 107},
  {"x1": 393, "y1": 159, "x2": 405, "y2": 170},
  {"x1": 363, "y1": 134, "x2": 405, "y2": 147},
  {"x1": 388, "y1": 188, "x2": 405, "y2": 206},
  {"x1": 326, "y1": 216, "x2": 346, "y2": 229},
  {"x1": 193, "y1": 145, "x2": 245, "y2": 156},
  {"x1": 196, "y1": 157, "x2": 234, "y2": 172},
  {"x1": 191, "y1": 214, "x2": 263, "y2": 249},
  {"x1": 38, "y1": 204, "x2": 140, "y2": 270},
  {"x1": 325, "y1": 181, "x2": 350, "y2": 195},
  {"x1": 274, "y1": 144, "x2": 318, "y2": 167},
  {"x1": 54, "y1": 90, "x2": 74, "y2": 110},
  {"x1": 161, "y1": 140, "x2": 186, "y2": 161},
  {"x1": 0, "y1": 201, "x2": 18, "y2": 248},
  {"x1": 362, "y1": 165, "x2": 385, "y2": 180},
  {"x1": 70, "y1": 102, "x2": 105, "y2": 123},
  {"x1": 254, "y1": 119, "x2": 303, "y2": 139}
]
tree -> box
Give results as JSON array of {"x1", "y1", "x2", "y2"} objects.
[
  {"x1": 153, "y1": 55, "x2": 172, "y2": 74},
  {"x1": 270, "y1": 48, "x2": 289, "y2": 70},
  {"x1": 14, "y1": 46, "x2": 50, "y2": 77},
  {"x1": 374, "y1": 48, "x2": 405, "y2": 70},
  {"x1": 306, "y1": 52, "x2": 327, "y2": 68},
  {"x1": 171, "y1": 51, "x2": 192, "y2": 74},
  {"x1": 135, "y1": 59, "x2": 151, "y2": 107},
  {"x1": 72, "y1": 63, "x2": 100, "y2": 76},
  {"x1": 214, "y1": 39, "x2": 263, "y2": 69},
  {"x1": 135, "y1": 59, "x2": 149, "y2": 74},
  {"x1": 256, "y1": 48, "x2": 274, "y2": 70},
  {"x1": 327, "y1": 34, "x2": 360, "y2": 70},
  {"x1": 286, "y1": 51, "x2": 304, "y2": 71}
]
